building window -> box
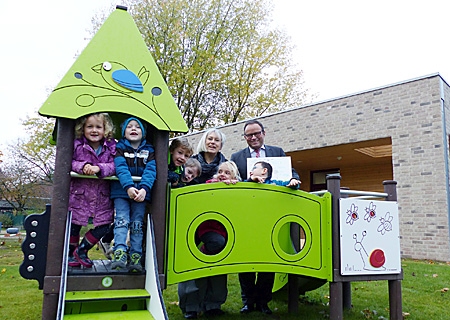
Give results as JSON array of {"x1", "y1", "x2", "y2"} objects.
[{"x1": 310, "y1": 169, "x2": 340, "y2": 192}]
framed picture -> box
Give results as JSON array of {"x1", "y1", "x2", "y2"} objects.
[{"x1": 339, "y1": 198, "x2": 401, "y2": 275}]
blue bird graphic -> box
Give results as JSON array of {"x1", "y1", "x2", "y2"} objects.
[
  {"x1": 112, "y1": 69, "x2": 143, "y2": 92},
  {"x1": 91, "y1": 61, "x2": 149, "y2": 93},
  {"x1": 70, "y1": 60, "x2": 170, "y2": 129}
]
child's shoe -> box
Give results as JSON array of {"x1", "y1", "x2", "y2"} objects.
[
  {"x1": 128, "y1": 253, "x2": 143, "y2": 273},
  {"x1": 73, "y1": 246, "x2": 94, "y2": 268},
  {"x1": 68, "y1": 255, "x2": 81, "y2": 267},
  {"x1": 68, "y1": 243, "x2": 80, "y2": 267},
  {"x1": 111, "y1": 249, "x2": 127, "y2": 270},
  {"x1": 98, "y1": 238, "x2": 112, "y2": 260},
  {"x1": 73, "y1": 238, "x2": 94, "y2": 268}
]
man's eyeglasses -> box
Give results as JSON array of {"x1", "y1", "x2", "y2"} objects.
[{"x1": 244, "y1": 131, "x2": 263, "y2": 139}]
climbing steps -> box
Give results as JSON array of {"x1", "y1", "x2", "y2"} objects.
[{"x1": 64, "y1": 289, "x2": 154, "y2": 319}]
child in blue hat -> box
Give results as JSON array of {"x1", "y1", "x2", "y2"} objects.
[{"x1": 110, "y1": 117, "x2": 156, "y2": 272}]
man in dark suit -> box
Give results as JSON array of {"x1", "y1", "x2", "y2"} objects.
[{"x1": 230, "y1": 119, "x2": 300, "y2": 315}]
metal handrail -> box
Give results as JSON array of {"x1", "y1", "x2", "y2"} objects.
[
  {"x1": 70, "y1": 171, "x2": 142, "y2": 182},
  {"x1": 310, "y1": 189, "x2": 388, "y2": 199}
]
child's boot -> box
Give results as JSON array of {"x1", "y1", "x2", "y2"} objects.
[
  {"x1": 111, "y1": 249, "x2": 127, "y2": 270},
  {"x1": 68, "y1": 236, "x2": 80, "y2": 267},
  {"x1": 128, "y1": 253, "x2": 143, "y2": 273},
  {"x1": 73, "y1": 232, "x2": 96, "y2": 268}
]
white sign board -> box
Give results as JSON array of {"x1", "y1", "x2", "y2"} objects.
[
  {"x1": 246, "y1": 156, "x2": 292, "y2": 181},
  {"x1": 340, "y1": 198, "x2": 401, "y2": 275}
]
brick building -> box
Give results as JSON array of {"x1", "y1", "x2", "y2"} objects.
[{"x1": 183, "y1": 73, "x2": 450, "y2": 261}]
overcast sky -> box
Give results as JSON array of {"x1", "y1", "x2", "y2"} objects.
[{"x1": 2, "y1": 0, "x2": 449, "y2": 149}]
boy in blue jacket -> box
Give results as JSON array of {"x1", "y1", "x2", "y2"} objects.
[
  {"x1": 110, "y1": 117, "x2": 156, "y2": 272},
  {"x1": 247, "y1": 161, "x2": 300, "y2": 189}
]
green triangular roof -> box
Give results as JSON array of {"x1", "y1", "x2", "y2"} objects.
[{"x1": 39, "y1": 6, "x2": 188, "y2": 133}]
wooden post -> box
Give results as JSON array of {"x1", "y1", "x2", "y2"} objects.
[
  {"x1": 327, "y1": 174, "x2": 343, "y2": 320},
  {"x1": 288, "y1": 222, "x2": 300, "y2": 313},
  {"x1": 383, "y1": 180, "x2": 403, "y2": 320},
  {"x1": 383, "y1": 180, "x2": 397, "y2": 202},
  {"x1": 42, "y1": 118, "x2": 74, "y2": 319},
  {"x1": 151, "y1": 129, "x2": 169, "y2": 288}
]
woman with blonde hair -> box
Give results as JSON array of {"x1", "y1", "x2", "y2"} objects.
[{"x1": 191, "y1": 128, "x2": 227, "y2": 184}]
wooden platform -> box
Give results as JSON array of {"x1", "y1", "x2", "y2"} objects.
[{"x1": 68, "y1": 259, "x2": 142, "y2": 275}]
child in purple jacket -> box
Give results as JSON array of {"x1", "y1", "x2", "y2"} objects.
[{"x1": 68, "y1": 113, "x2": 116, "y2": 268}]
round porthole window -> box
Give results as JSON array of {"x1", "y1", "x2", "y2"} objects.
[
  {"x1": 271, "y1": 215, "x2": 312, "y2": 262},
  {"x1": 187, "y1": 212, "x2": 235, "y2": 263}
]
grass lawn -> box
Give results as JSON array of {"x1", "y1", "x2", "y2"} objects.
[{"x1": 1, "y1": 236, "x2": 450, "y2": 319}]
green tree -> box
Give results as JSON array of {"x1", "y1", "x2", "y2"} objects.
[
  {"x1": 0, "y1": 115, "x2": 55, "y2": 213},
  {"x1": 0, "y1": 157, "x2": 41, "y2": 213},
  {"x1": 103, "y1": 0, "x2": 310, "y2": 131},
  {"x1": 17, "y1": 115, "x2": 56, "y2": 184}
]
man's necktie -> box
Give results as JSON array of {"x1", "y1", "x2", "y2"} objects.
[{"x1": 255, "y1": 149, "x2": 260, "y2": 158}]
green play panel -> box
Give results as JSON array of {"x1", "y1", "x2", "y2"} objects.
[{"x1": 166, "y1": 183, "x2": 333, "y2": 284}]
